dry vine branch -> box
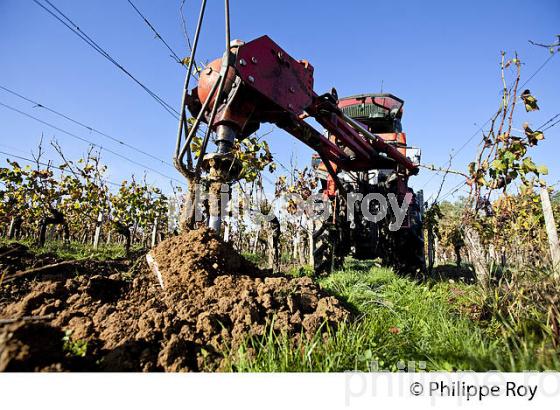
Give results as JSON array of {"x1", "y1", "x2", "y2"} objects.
[
  {"x1": 419, "y1": 164, "x2": 469, "y2": 179},
  {"x1": 457, "y1": 51, "x2": 551, "y2": 286},
  {"x1": 4, "y1": 260, "x2": 79, "y2": 283}
]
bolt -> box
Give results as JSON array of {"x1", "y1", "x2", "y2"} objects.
[
  {"x1": 277, "y1": 51, "x2": 284, "y2": 59},
  {"x1": 288, "y1": 103, "x2": 293, "y2": 109},
  {"x1": 251, "y1": 57, "x2": 258, "y2": 64},
  {"x1": 239, "y1": 58, "x2": 247, "y2": 66},
  {"x1": 248, "y1": 75, "x2": 255, "y2": 84},
  {"x1": 289, "y1": 86, "x2": 295, "y2": 93}
]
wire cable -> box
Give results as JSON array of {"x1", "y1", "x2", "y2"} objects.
[
  {"x1": 0, "y1": 149, "x2": 121, "y2": 187},
  {"x1": 126, "y1": 0, "x2": 182, "y2": 64},
  {"x1": 421, "y1": 52, "x2": 557, "y2": 191},
  {"x1": 450, "y1": 53, "x2": 556, "y2": 162},
  {"x1": 0, "y1": 84, "x2": 175, "y2": 169},
  {"x1": 519, "y1": 52, "x2": 556, "y2": 90},
  {"x1": 536, "y1": 112, "x2": 560, "y2": 132},
  {"x1": 0, "y1": 149, "x2": 169, "y2": 197},
  {"x1": 0, "y1": 100, "x2": 185, "y2": 185},
  {"x1": 32, "y1": 0, "x2": 180, "y2": 120},
  {"x1": 542, "y1": 117, "x2": 560, "y2": 132},
  {"x1": 439, "y1": 180, "x2": 468, "y2": 202}
]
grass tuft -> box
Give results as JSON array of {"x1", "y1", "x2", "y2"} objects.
[{"x1": 224, "y1": 260, "x2": 560, "y2": 372}]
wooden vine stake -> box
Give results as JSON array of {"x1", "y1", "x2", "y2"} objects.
[
  {"x1": 151, "y1": 217, "x2": 159, "y2": 248},
  {"x1": 307, "y1": 218, "x2": 315, "y2": 269},
  {"x1": 540, "y1": 187, "x2": 560, "y2": 277},
  {"x1": 427, "y1": 227, "x2": 435, "y2": 272},
  {"x1": 93, "y1": 212, "x2": 103, "y2": 250}
]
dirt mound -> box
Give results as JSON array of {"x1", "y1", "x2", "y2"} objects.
[
  {"x1": 0, "y1": 322, "x2": 67, "y2": 371},
  {"x1": 150, "y1": 227, "x2": 257, "y2": 289},
  {"x1": 0, "y1": 243, "x2": 53, "y2": 275},
  {"x1": 0, "y1": 227, "x2": 350, "y2": 371}
]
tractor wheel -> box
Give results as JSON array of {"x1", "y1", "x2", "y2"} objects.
[
  {"x1": 313, "y1": 222, "x2": 334, "y2": 274},
  {"x1": 390, "y1": 191, "x2": 426, "y2": 276},
  {"x1": 313, "y1": 222, "x2": 344, "y2": 274}
]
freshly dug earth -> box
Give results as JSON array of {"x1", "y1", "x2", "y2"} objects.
[{"x1": 0, "y1": 229, "x2": 349, "y2": 371}]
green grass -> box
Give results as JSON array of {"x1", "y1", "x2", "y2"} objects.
[
  {"x1": 223, "y1": 259, "x2": 560, "y2": 372},
  {"x1": 63, "y1": 330, "x2": 89, "y2": 358},
  {"x1": 0, "y1": 237, "x2": 135, "y2": 261},
  {"x1": 241, "y1": 252, "x2": 266, "y2": 267},
  {"x1": 4, "y1": 240, "x2": 557, "y2": 371}
]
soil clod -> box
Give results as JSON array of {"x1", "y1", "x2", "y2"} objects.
[{"x1": 0, "y1": 227, "x2": 349, "y2": 371}]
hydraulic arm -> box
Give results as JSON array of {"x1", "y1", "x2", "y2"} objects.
[
  {"x1": 182, "y1": 35, "x2": 418, "y2": 168},
  {"x1": 175, "y1": 35, "x2": 419, "y2": 230}
]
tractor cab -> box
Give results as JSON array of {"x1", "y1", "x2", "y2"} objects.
[
  {"x1": 338, "y1": 93, "x2": 404, "y2": 134},
  {"x1": 338, "y1": 93, "x2": 420, "y2": 165},
  {"x1": 311, "y1": 92, "x2": 420, "y2": 196}
]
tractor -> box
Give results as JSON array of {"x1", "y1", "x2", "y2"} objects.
[
  {"x1": 174, "y1": 35, "x2": 425, "y2": 275},
  {"x1": 311, "y1": 93, "x2": 425, "y2": 274}
]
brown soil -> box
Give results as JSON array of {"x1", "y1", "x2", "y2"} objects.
[{"x1": 0, "y1": 228, "x2": 349, "y2": 372}]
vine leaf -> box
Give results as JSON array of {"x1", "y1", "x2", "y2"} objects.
[
  {"x1": 523, "y1": 122, "x2": 545, "y2": 146},
  {"x1": 520, "y1": 89, "x2": 539, "y2": 112},
  {"x1": 536, "y1": 165, "x2": 549, "y2": 175}
]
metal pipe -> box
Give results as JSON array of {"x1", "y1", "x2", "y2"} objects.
[
  {"x1": 319, "y1": 153, "x2": 347, "y2": 197},
  {"x1": 194, "y1": 0, "x2": 233, "y2": 175},
  {"x1": 215, "y1": 124, "x2": 237, "y2": 153},
  {"x1": 225, "y1": 0, "x2": 231, "y2": 50},
  {"x1": 178, "y1": 74, "x2": 222, "y2": 163},
  {"x1": 181, "y1": 110, "x2": 193, "y2": 169},
  {"x1": 208, "y1": 215, "x2": 222, "y2": 231},
  {"x1": 342, "y1": 112, "x2": 417, "y2": 171},
  {"x1": 194, "y1": 49, "x2": 231, "y2": 175},
  {"x1": 174, "y1": 0, "x2": 207, "y2": 161}
]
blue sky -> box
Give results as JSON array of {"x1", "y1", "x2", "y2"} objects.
[{"x1": 0, "y1": 0, "x2": 558, "y2": 200}]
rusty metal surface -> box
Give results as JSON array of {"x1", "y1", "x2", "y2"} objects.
[
  {"x1": 338, "y1": 94, "x2": 404, "y2": 113},
  {"x1": 235, "y1": 35, "x2": 314, "y2": 116},
  {"x1": 196, "y1": 57, "x2": 237, "y2": 108},
  {"x1": 193, "y1": 35, "x2": 418, "y2": 174}
]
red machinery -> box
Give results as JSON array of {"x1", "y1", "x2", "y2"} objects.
[
  {"x1": 175, "y1": 35, "x2": 425, "y2": 274},
  {"x1": 186, "y1": 36, "x2": 417, "y2": 173}
]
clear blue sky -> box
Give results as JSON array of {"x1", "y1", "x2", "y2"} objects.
[{"x1": 1, "y1": 0, "x2": 558, "y2": 199}]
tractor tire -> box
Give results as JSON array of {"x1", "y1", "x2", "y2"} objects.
[
  {"x1": 313, "y1": 222, "x2": 334, "y2": 274},
  {"x1": 390, "y1": 191, "x2": 426, "y2": 276},
  {"x1": 313, "y1": 222, "x2": 344, "y2": 274}
]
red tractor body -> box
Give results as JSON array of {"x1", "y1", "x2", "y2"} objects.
[{"x1": 179, "y1": 35, "x2": 425, "y2": 274}]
